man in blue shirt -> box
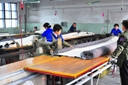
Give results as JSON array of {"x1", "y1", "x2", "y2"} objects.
[
  {"x1": 110, "y1": 24, "x2": 122, "y2": 36},
  {"x1": 45, "y1": 24, "x2": 72, "y2": 54},
  {"x1": 41, "y1": 22, "x2": 53, "y2": 37}
]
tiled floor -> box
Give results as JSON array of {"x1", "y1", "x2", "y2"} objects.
[{"x1": 85, "y1": 68, "x2": 121, "y2": 85}]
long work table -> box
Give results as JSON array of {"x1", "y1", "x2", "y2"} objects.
[
  {"x1": 0, "y1": 55, "x2": 57, "y2": 85},
  {"x1": 0, "y1": 55, "x2": 110, "y2": 85},
  {"x1": 25, "y1": 56, "x2": 109, "y2": 79}
]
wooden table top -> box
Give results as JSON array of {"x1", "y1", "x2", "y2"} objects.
[
  {"x1": 25, "y1": 56, "x2": 109, "y2": 78},
  {"x1": 0, "y1": 55, "x2": 57, "y2": 76}
]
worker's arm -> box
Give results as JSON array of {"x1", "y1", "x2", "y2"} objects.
[
  {"x1": 111, "y1": 35, "x2": 126, "y2": 58},
  {"x1": 63, "y1": 41, "x2": 72, "y2": 47},
  {"x1": 41, "y1": 30, "x2": 47, "y2": 37},
  {"x1": 60, "y1": 35, "x2": 72, "y2": 47},
  {"x1": 119, "y1": 29, "x2": 122, "y2": 34},
  {"x1": 45, "y1": 45, "x2": 52, "y2": 51},
  {"x1": 110, "y1": 29, "x2": 114, "y2": 35},
  {"x1": 111, "y1": 45, "x2": 124, "y2": 58}
]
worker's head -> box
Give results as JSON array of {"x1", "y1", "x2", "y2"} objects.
[
  {"x1": 122, "y1": 19, "x2": 128, "y2": 31},
  {"x1": 72, "y1": 22, "x2": 76, "y2": 28},
  {"x1": 34, "y1": 27, "x2": 38, "y2": 31},
  {"x1": 53, "y1": 24, "x2": 62, "y2": 35},
  {"x1": 43, "y1": 22, "x2": 51, "y2": 29},
  {"x1": 114, "y1": 24, "x2": 119, "y2": 30}
]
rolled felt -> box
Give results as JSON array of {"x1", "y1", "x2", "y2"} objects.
[
  {"x1": 58, "y1": 36, "x2": 113, "y2": 53},
  {"x1": 80, "y1": 42, "x2": 116, "y2": 60},
  {"x1": 57, "y1": 36, "x2": 118, "y2": 57}
]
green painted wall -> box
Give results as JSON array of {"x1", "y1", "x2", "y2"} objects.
[
  {"x1": 26, "y1": 23, "x2": 41, "y2": 32},
  {"x1": 0, "y1": 28, "x2": 20, "y2": 34},
  {"x1": 62, "y1": 23, "x2": 122, "y2": 34},
  {"x1": 0, "y1": 23, "x2": 122, "y2": 34}
]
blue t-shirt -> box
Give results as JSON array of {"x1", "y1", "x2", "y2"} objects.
[
  {"x1": 110, "y1": 28, "x2": 122, "y2": 36},
  {"x1": 41, "y1": 28, "x2": 53, "y2": 37},
  {"x1": 46, "y1": 32, "x2": 64, "y2": 42}
]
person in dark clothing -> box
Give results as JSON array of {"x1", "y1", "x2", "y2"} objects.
[
  {"x1": 33, "y1": 26, "x2": 38, "y2": 32},
  {"x1": 68, "y1": 22, "x2": 77, "y2": 32},
  {"x1": 111, "y1": 19, "x2": 128, "y2": 85}
]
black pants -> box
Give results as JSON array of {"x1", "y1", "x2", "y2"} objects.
[{"x1": 120, "y1": 60, "x2": 128, "y2": 85}]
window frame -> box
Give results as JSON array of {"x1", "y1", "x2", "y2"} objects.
[{"x1": 0, "y1": 3, "x2": 18, "y2": 28}]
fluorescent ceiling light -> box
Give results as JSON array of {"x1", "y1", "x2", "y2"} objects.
[{"x1": 24, "y1": 0, "x2": 40, "y2": 3}]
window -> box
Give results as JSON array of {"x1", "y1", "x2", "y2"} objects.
[{"x1": 0, "y1": 3, "x2": 18, "y2": 28}]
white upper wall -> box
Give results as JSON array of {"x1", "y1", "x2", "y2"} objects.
[
  {"x1": 4, "y1": 0, "x2": 128, "y2": 24},
  {"x1": 28, "y1": 8, "x2": 107, "y2": 23}
]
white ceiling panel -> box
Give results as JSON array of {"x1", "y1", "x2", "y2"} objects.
[{"x1": 0, "y1": 0, "x2": 128, "y2": 7}]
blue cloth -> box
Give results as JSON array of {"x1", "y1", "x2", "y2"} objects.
[
  {"x1": 68, "y1": 26, "x2": 76, "y2": 32},
  {"x1": 41, "y1": 28, "x2": 53, "y2": 37},
  {"x1": 46, "y1": 33, "x2": 64, "y2": 42},
  {"x1": 110, "y1": 28, "x2": 122, "y2": 36}
]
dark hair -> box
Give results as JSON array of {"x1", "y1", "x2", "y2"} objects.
[
  {"x1": 43, "y1": 22, "x2": 51, "y2": 28},
  {"x1": 53, "y1": 24, "x2": 62, "y2": 32},
  {"x1": 34, "y1": 27, "x2": 38, "y2": 31},
  {"x1": 72, "y1": 22, "x2": 76, "y2": 25},
  {"x1": 114, "y1": 23, "x2": 119, "y2": 27},
  {"x1": 122, "y1": 20, "x2": 128, "y2": 29}
]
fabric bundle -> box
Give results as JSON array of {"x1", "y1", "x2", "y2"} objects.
[{"x1": 80, "y1": 42, "x2": 117, "y2": 60}]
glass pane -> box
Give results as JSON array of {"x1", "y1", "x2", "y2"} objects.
[
  {"x1": 5, "y1": 3, "x2": 11, "y2": 10},
  {"x1": 5, "y1": 20, "x2": 11, "y2": 28},
  {"x1": 12, "y1": 12, "x2": 17, "y2": 18},
  {"x1": 0, "y1": 20, "x2": 4, "y2": 28},
  {"x1": 5, "y1": 11, "x2": 11, "y2": 18},
  {"x1": 12, "y1": 20, "x2": 17, "y2": 27},
  {"x1": 0, "y1": 3, "x2": 3, "y2": 10},
  {"x1": 0, "y1": 11, "x2": 4, "y2": 18},
  {"x1": 11, "y1": 4, "x2": 17, "y2": 11}
]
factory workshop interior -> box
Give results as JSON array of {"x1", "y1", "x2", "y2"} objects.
[{"x1": 0, "y1": 0, "x2": 128, "y2": 85}]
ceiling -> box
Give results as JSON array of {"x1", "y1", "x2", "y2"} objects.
[
  {"x1": 38, "y1": 0, "x2": 128, "y2": 9},
  {"x1": 0, "y1": 0, "x2": 40, "y2": 3},
  {"x1": 0, "y1": 0, "x2": 127, "y2": 3},
  {"x1": 0, "y1": 0, "x2": 128, "y2": 7},
  {"x1": 48, "y1": 0, "x2": 128, "y2": 5}
]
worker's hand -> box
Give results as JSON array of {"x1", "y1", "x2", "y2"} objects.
[
  {"x1": 108, "y1": 55, "x2": 112, "y2": 61},
  {"x1": 50, "y1": 50, "x2": 53, "y2": 55},
  {"x1": 35, "y1": 38, "x2": 39, "y2": 42},
  {"x1": 70, "y1": 45, "x2": 74, "y2": 48},
  {"x1": 108, "y1": 55, "x2": 117, "y2": 64},
  {"x1": 111, "y1": 59, "x2": 117, "y2": 64},
  {"x1": 112, "y1": 33, "x2": 114, "y2": 36}
]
